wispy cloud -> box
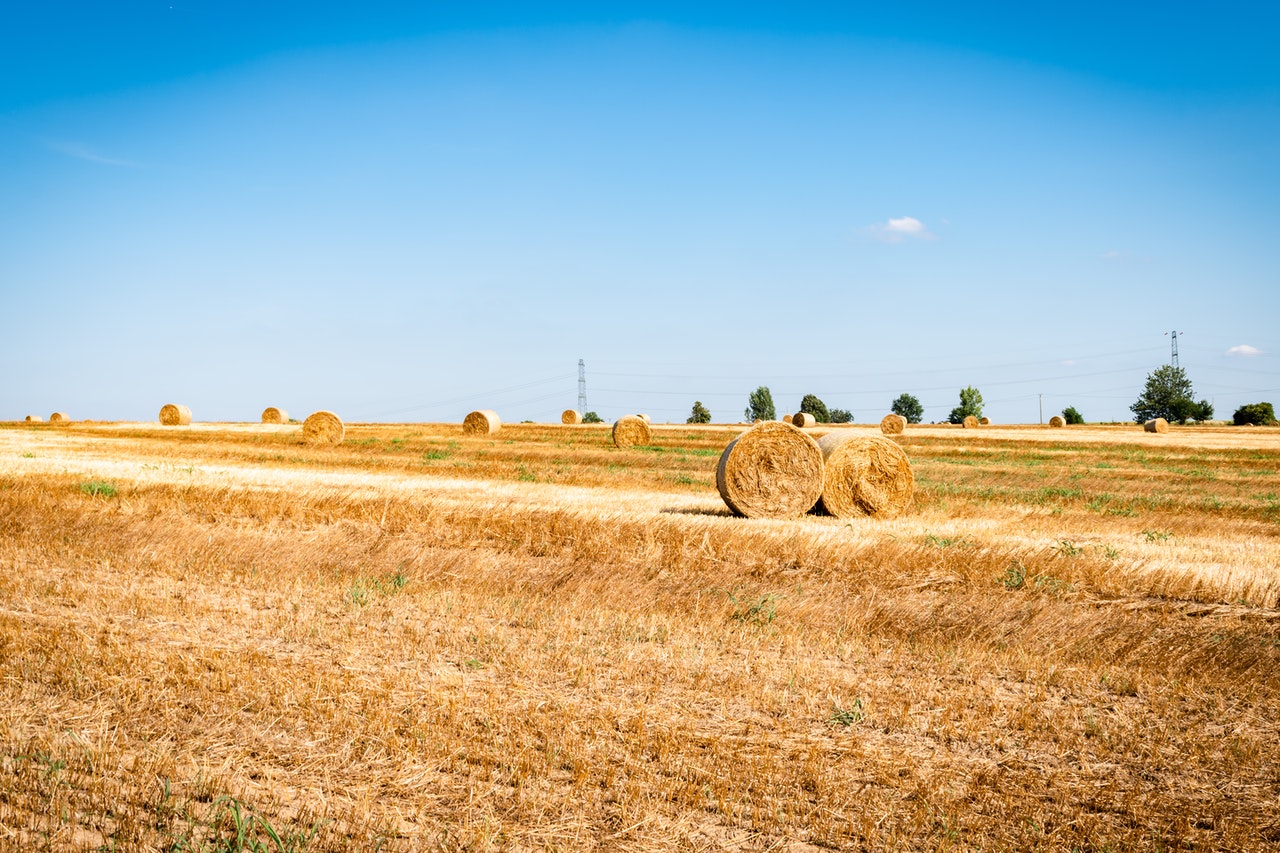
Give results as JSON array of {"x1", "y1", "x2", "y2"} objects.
[
  {"x1": 864, "y1": 215, "x2": 934, "y2": 243},
  {"x1": 1226, "y1": 344, "x2": 1263, "y2": 357},
  {"x1": 46, "y1": 140, "x2": 141, "y2": 168}
]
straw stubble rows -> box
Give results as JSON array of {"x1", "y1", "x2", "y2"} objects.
[{"x1": 1, "y1": 421, "x2": 1278, "y2": 851}]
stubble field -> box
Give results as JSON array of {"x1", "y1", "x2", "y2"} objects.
[{"x1": 1, "y1": 419, "x2": 1278, "y2": 851}]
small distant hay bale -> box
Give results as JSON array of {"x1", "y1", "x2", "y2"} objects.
[
  {"x1": 636, "y1": 413, "x2": 651, "y2": 424},
  {"x1": 463, "y1": 410, "x2": 501, "y2": 435},
  {"x1": 158, "y1": 404, "x2": 192, "y2": 426},
  {"x1": 880, "y1": 413, "x2": 906, "y2": 435},
  {"x1": 963, "y1": 415, "x2": 980, "y2": 429},
  {"x1": 817, "y1": 433, "x2": 914, "y2": 519},
  {"x1": 48, "y1": 412, "x2": 69, "y2": 424},
  {"x1": 25, "y1": 415, "x2": 44, "y2": 423},
  {"x1": 782, "y1": 414, "x2": 794, "y2": 424},
  {"x1": 1049, "y1": 415, "x2": 1066, "y2": 428},
  {"x1": 262, "y1": 407, "x2": 289, "y2": 424},
  {"x1": 716, "y1": 421, "x2": 824, "y2": 518},
  {"x1": 1144, "y1": 418, "x2": 1169, "y2": 434},
  {"x1": 302, "y1": 410, "x2": 344, "y2": 444},
  {"x1": 612, "y1": 415, "x2": 651, "y2": 448},
  {"x1": 979, "y1": 417, "x2": 991, "y2": 425},
  {"x1": 561, "y1": 409, "x2": 583, "y2": 425},
  {"x1": 792, "y1": 412, "x2": 816, "y2": 428}
]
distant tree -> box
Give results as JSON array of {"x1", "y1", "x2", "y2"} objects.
[
  {"x1": 687, "y1": 401, "x2": 712, "y2": 424},
  {"x1": 1131, "y1": 365, "x2": 1209, "y2": 425},
  {"x1": 1062, "y1": 406, "x2": 1085, "y2": 425},
  {"x1": 1234, "y1": 402, "x2": 1276, "y2": 426},
  {"x1": 798, "y1": 393, "x2": 830, "y2": 423},
  {"x1": 744, "y1": 386, "x2": 776, "y2": 422},
  {"x1": 828, "y1": 408, "x2": 854, "y2": 423},
  {"x1": 947, "y1": 386, "x2": 984, "y2": 424},
  {"x1": 582, "y1": 411, "x2": 604, "y2": 424},
  {"x1": 891, "y1": 393, "x2": 924, "y2": 424}
]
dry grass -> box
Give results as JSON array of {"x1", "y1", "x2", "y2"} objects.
[{"x1": 2, "y1": 421, "x2": 1279, "y2": 851}]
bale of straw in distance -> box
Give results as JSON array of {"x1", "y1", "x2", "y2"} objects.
[
  {"x1": 716, "y1": 421, "x2": 824, "y2": 519},
  {"x1": 816, "y1": 432, "x2": 914, "y2": 518},
  {"x1": 561, "y1": 409, "x2": 583, "y2": 425},
  {"x1": 48, "y1": 412, "x2": 69, "y2": 424},
  {"x1": 25, "y1": 415, "x2": 44, "y2": 423},
  {"x1": 782, "y1": 413, "x2": 794, "y2": 424},
  {"x1": 261, "y1": 406, "x2": 289, "y2": 424},
  {"x1": 880, "y1": 413, "x2": 906, "y2": 435},
  {"x1": 963, "y1": 415, "x2": 980, "y2": 429},
  {"x1": 979, "y1": 416, "x2": 991, "y2": 425},
  {"x1": 612, "y1": 415, "x2": 651, "y2": 448},
  {"x1": 158, "y1": 404, "x2": 192, "y2": 426},
  {"x1": 1145, "y1": 417, "x2": 1170, "y2": 434},
  {"x1": 792, "y1": 412, "x2": 816, "y2": 428},
  {"x1": 637, "y1": 413, "x2": 651, "y2": 424},
  {"x1": 302, "y1": 410, "x2": 345, "y2": 444},
  {"x1": 1049, "y1": 415, "x2": 1066, "y2": 428},
  {"x1": 463, "y1": 409, "x2": 501, "y2": 435}
]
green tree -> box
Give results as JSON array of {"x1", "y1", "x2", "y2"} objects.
[
  {"x1": 798, "y1": 393, "x2": 830, "y2": 423},
  {"x1": 582, "y1": 411, "x2": 603, "y2": 424},
  {"x1": 891, "y1": 393, "x2": 924, "y2": 424},
  {"x1": 744, "y1": 386, "x2": 776, "y2": 422},
  {"x1": 1062, "y1": 406, "x2": 1085, "y2": 425},
  {"x1": 686, "y1": 401, "x2": 712, "y2": 424},
  {"x1": 1233, "y1": 402, "x2": 1275, "y2": 426},
  {"x1": 1131, "y1": 365, "x2": 1210, "y2": 425},
  {"x1": 947, "y1": 386, "x2": 984, "y2": 424},
  {"x1": 828, "y1": 408, "x2": 853, "y2": 423}
]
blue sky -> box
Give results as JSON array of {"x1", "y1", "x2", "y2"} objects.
[{"x1": 3, "y1": 2, "x2": 1278, "y2": 424}]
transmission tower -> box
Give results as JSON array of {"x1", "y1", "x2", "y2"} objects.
[
  {"x1": 1165, "y1": 331, "x2": 1182, "y2": 367},
  {"x1": 577, "y1": 359, "x2": 587, "y2": 414}
]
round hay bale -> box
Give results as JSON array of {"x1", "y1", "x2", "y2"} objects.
[
  {"x1": 302, "y1": 410, "x2": 344, "y2": 444},
  {"x1": 262, "y1": 407, "x2": 289, "y2": 424},
  {"x1": 637, "y1": 413, "x2": 651, "y2": 424},
  {"x1": 1049, "y1": 415, "x2": 1066, "y2": 428},
  {"x1": 25, "y1": 415, "x2": 44, "y2": 423},
  {"x1": 962, "y1": 415, "x2": 980, "y2": 429},
  {"x1": 561, "y1": 409, "x2": 583, "y2": 425},
  {"x1": 612, "y1": 415, "x2": 651, "y2": 448},
  {"x1": 792, "y1": 412, "x2": 816, "y2": 428},
  {"x1": 816, "y1": 433, "x2": 914, "y2": 518},
  {"x1": 463, "y1": 410, "x2": 501, "y2": 435},
  {"x1": 979, "y1": 417, "x2": 991, "y2": 425},
  {"x1": 782, "y1": 413, "x2": 794, "y2": 424},
  {"x1": 1144, "y1": 417, "x2": 1170, "y2": 434},
  {"x1": 716, "y1": 421, "x2": 824, "y2": 519},
  {"x1": 48, "y1": 412, "x2": 69, "y2": 424},
  {"x1": 880, "y1": 413, "x2": 906, "y2": 435},
  {"x1": 158, "y1": 404, "x2": 192, "y2": 426}
]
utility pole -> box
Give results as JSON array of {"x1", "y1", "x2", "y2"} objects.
[
  {"x1": 1039, "y1": 393, "x2": 1043, "y2": 425},
  {"x1": 1165, "y1": 331, "x2": 1182, "y2": 367},
  {"x1": 577, "y1": 359, "x2": 587, "y2": 415}
]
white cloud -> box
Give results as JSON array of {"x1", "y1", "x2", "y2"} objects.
[
  {"x1": 1226, "y1": 344, "x2": 1263, "y2": 357},
  {"x1": 865, "y1": 216, "x2": 934, "y2": 243}
]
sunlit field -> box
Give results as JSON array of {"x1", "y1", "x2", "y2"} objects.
[{"x1": 2, "y1": 419, "x2": 1278, "y2": 851}]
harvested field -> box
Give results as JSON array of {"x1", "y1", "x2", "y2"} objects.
[{"x1": 2, "y1": 420, "x2": 1279, "y2": 851}]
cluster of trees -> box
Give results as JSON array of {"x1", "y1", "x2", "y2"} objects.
[
  {"x1": 1234, "y1": 402, "x2": 1276, "y2": 426},
  {"x1": 1131, "y1": 365, "x2": 1213, "y2": 424}
]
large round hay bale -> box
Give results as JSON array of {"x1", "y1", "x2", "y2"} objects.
[
  {"x1": 463, "y1": 410, "x2": 500, "y2": 435},
  {"x1": 25, "y1": 415, "x2": 44, "y2": 423},
  {"x1": 1049, "y1": 415, "x2": 1066, "y2": 428},
  {"x1": 49, "y1": 412, "x2": 70, "y2": 424},
  {"x1": 962, "y1": 415, "x2": 980, "y2": 429},
  {"x1": 816, "y1": 433, "x2": 914, "y2": 518},
  {"x1": 159, "y1": 404, "x2": 192, "y2": 426},
  {"x1": 716, "y1": 421, "x2": 824, "y2": 518},
  {"x1": 561, "y1": 409, "x2": 583, "y2": 425},
  {"x1": 1144, "y1": 418, "x2": 1169, "y2": 434},
  {"x1": 979, "y1": 417, "x2": 991, "y2": 425},
  {"x1": 612, "y1": 415, "x2": 651, "y2": 448},
  {"x1": 792, "y1": 412, "x2": 816, "y2": 428},
  {"x1": 782, "y1": 413, "x2": 794, "y2": 424},
  {"x1": 262, "y1": 407, "x2": 289, "y2": 424},
  {"x1": 880, "y1": 413, "x2": 906, "y2": 435},
  {"x1": 302, "y1": 410, "x2": 345, "y2": 444}
]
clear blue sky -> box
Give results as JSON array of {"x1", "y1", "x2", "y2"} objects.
[{"x1": 4, "y1": 2, "x2": 1277, "y2": 424}]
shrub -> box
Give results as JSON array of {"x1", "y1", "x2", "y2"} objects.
[
  {"x1": 1062, "y1": 406, "x2": 1085, "y2": 425},
  {"x1": 1233, "y1": 402, "x2": 1275, "y2": 426}
]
